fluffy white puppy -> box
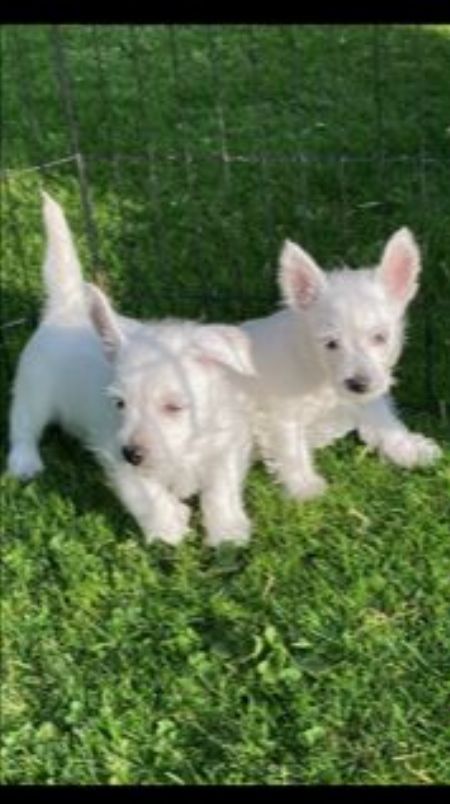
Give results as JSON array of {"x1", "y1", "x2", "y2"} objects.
[
  {"x1": 242, "y1": 231, "x2": 442, "y2": 499},
  {"x1": 7, "y1": 193, "x2": 255, "y2": 546}
]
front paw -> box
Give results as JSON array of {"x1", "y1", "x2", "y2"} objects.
[
  {"x1": 283, "y1": 472, "x2": 328, "y2": 501},
  {"x1": 7, "y1": 445, "x2": 44, "y2": 480},
  {"x1": 381, "y1": 433, "x2": 442, "y2": 469},
  {"x1": 204, "y1": 512, "x2": 251, "y2": 548},
  {"x1": 144, "y1": 501, "x2": 191, "y2": 546}
]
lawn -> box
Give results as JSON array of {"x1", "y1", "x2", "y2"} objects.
[{"x1": 1, "y1": 24, "x2": 449, "y2": 785}]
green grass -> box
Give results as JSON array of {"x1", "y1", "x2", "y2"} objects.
[{"x1": 1, "y1": 24, "x2": 450, "y2": 785}]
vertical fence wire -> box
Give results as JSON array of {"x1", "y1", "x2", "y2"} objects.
[
  {"x1": 1, "y1": 28, "x2": 44, "y2": 347},
  {"x1": 244, "y1": 27, "x2": 276, "y2": 253},
  {"x1": 167, "y1": 26, "x2": 214, "y2": 312},
  {"x1": 285, "y1": 27, "x2": 312, "y2": 253},
  {"x1": 331, "y1": 29, "x2": 349, "y2": 259},
  {"x1": 372, "y1": 23, "x2": 386, "y2": 232},
  {"x1": 89, "y1": 24, "x2": 130, "y2": 274},
  {"x1": 126, "y1": 25, "x2": 171, "y2": 311},
  {"x1": 49, "y1": 25, "x2": 100, "y2": 271},
  {"x1": 1, "y1": 26, "x2": 449, "y2": 414},
  {"x1": 206, "y1": 25, "x2": 249, "y2": 315},
  {"x1": 413, "y1": 26, "x2": 437, "y2": 413},
  {"x1": 6, "y1": 28, "x2": 43, "y2": 164}
]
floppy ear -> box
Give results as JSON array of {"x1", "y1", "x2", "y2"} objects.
[
  {"x1": 85, "y1": 282, "x2": 124, "y2": 360},
  {"x1": 377, "y1": 228, "x2": 421, "y2": 307},
  {"x1": 278, "y1": 239, "x2": 327, "y2": 309},
  {"x1": 193, "y1": 325, "x2": 255, "y2": 376}
]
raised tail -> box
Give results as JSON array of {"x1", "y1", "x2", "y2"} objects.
[{"x1": 41, "y1": 191, "x2": 87, "y2": 322}]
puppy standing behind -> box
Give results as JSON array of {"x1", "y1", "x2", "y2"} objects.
[
  {"x1": 241, "y1": 230, "x2": 441, "y2": 499},
  {"x1": 7, "y1": 193, "x2": 255, "y2": 547}
]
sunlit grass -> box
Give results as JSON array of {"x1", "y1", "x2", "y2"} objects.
[{"x1": 1, "y1": 24, "x2": 449, "y2": 784}]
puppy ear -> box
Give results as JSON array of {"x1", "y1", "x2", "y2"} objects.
[
  {"x1": 377, "y1": 228, "x2": 421, "y2": 307},
  {"x1": 85, "y1": 283, "x2": 124, "y2": 360},
  {"x1": 278, "y1": 239, "x2": 327, "y2": 309},
  {"x1": 193, "y1": 325, "x2": 255, "y2": 376}
]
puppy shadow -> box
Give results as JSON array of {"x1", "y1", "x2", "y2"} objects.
[
  {"x1": 19, "y1": 426, "x2": 140, "y2": 536},
  {"x1": 9, "y1": 426, "x2": 252, "y2": 576}
]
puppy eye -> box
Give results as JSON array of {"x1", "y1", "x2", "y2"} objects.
[
  {"x1": 324, "y1": 338, "x2": 339, "y2": 350},
  {"x1": 115, "y1": 398, "x2": 125, "y2": 410},
  {"x1": 162, "y1": 402, "x2": 184, "y2": 415},
  {"x1": 372, "y1": 333, "x2": 387, "y2": 345}
]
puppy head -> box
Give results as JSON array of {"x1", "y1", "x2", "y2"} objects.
[
  {"x1": 278, "y1": 229, "x2": 421, "y2": 402},
  {"x1": 87, "y1": 289, "x2": 254, "y2": 478}
]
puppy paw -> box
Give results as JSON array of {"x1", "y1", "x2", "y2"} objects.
[
  {"x1": 204, "y1": 512, "x2": 251, "y2": 548},
  {"x1": 283, "y1": 472, "x2": 328, "y2": 501},
  {"x1": 145, "y1": 501, "x2": 191, "y2": 546},
  {"x1": 381, "y1": 433, "x2": 442, "y2": 469},
  {"x1": 7, "y1": 445, "x2": 44, "y2": 480}
]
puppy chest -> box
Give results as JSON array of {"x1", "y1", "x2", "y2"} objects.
[{"x1": 294, "y1": 389, "x2": 355, "y2": 447}]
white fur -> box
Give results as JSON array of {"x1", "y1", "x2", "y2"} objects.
[
  {"x1": 7, "y1": 192, "x2": 255, "y2": 547},
  {"x1": 241, "y1": 230, "x2": 442, "y2": 499}
]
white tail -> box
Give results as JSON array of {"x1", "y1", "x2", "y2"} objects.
[{"x1": 41, "y1": 191, "x2": 86, "y2": 322}]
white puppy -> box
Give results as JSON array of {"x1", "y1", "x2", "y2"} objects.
[
  {"x1": 7, "y1": 193, "x2": 255, "y2": 547},
  {"x1": 241, "y1": 230, "x2": 442, "y2": 499}
]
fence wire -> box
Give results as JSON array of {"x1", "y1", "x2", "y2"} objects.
[{"x1": 1, "y1": 24, "x2": 449, "y2": 418}]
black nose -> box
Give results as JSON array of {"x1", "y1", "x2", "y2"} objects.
[
  {"x1": 122, "y1": 445, "x2": 144, "y2": 466},
  {"x1": 345, "y1": 376, "x2": 369, "y2": 394}
]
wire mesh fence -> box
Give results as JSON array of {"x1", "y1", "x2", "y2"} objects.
[{"x1": 1, "y1": 24, "x2": 449, "y2": 418}]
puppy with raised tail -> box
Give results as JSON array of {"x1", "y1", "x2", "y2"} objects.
[
  {"x1": 7, "y1": 193, "x2": 255, "y2": 547},
  {"x1": 241, "y1": 231, "x2": 442, "y2": 499}
]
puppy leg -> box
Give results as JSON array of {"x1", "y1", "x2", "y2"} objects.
[
  {"x1": 201, "y1": 444, "x2": 252, "y2": 547},
  {"x1": 357, "y1": 394, "x2": 442, "y2": 468},
  {"x1": 262, "y1": 413, "x2": 328, "y2": 500},
  {"x1": 111, "y1": 469, "x2": 191, "y2": 545},
  {"x1": 7, "y1": 372, "x2": 50, "y2": 479}
]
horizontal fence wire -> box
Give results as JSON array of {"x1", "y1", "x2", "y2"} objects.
[
  {"x1": 4, "y1": 153, "x2": 450, "y2": 177},
  {"x1": 1, "y1": 24, "x2": 449, "y2": 419}
]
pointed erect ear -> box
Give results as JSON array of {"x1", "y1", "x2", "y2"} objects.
[
  {"x1": 192, "y1": 325, "x2": 255, "y2": 376},
  {"x1": 278, "y1": 239, "x2": 327, "y2": 309},
  {"x1": 377, "y1": 228, "x2": 421, "y2": 307},
  {"x1": 85, "y1": 283, "x2": 124, "y2": 360}
]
